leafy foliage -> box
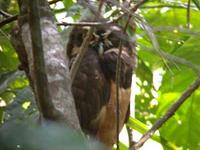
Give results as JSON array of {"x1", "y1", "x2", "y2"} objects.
[{"x1": 135, "y1": 0, "x2": 200, "y2": 149}]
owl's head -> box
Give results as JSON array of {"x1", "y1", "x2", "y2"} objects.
[
  {"x1": 67, "y1": 23, "x2": 131, "y2": 58},
  {"x1": 89, "y1": 25, "x2": 126, "y2": 56}
]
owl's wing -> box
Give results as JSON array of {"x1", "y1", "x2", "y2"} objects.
[
  {"x1": 96, "y1": 47, "x2": 135, "y2": 148},
  {"x1": 102, "y1": 47, "x2": 135, "y2": 89},
  {"x1": 70, "y1": 49, "x2": 111, "y2": 135}
]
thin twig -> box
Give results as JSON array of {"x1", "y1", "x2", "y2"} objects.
[
  {"x1": 1, "y1": 0, "x2": 147, "y2": 28},
  {"x1": 70, "y1": 0, "x2": 103, "y2": 84},
  {"x1": 0, "y1": 10, "x2": 13, "y2": 17},
  {"x1": 126, "y1": 124, "x2": 135, "y2": 149},
  {"x1": 48, "y1": 0, "x2": 62, "y2": 5},
  {"x1": 103, "y1": 2, "x2": 121, "y2": 148},
  {"x1": 186, "y1": 0, "x2": 191, "y2": 29},
  {"x1": 152, "y1": 26, "x2": 200, "y2": 36},
  {"x1": 116, "y1": 1, "x2": 143, "y2": 149},
  {"x1": 114, "y1": 1, "x2": 148, "y2": 149},
  {"x1": 0, "y1": 0, "x2": 62, "y2": 28},
  {"x1": 116, "y1": 14, "x2": 132, "y2": 150},
  {"x1": 134, "y1": 76, "x2": 200, "y2": 149},
  {"x1": 56, "y1": 0, "x2": 148, "y2": 28},
  {"x1": 57, "y1": 21, "x2": 106, "y2": 27},
  {"x1": 98, "y1": 0, "x2": 104, "y2": 14},
  {"x1": 70, "y1": 28, "x2": 94, "y2": 82},
  {"x1": 105, "y1": 0, "x2": 171, "y2": 73},
  {"x1": 141, "y1": 4, "x2": 196, "y2": 9},
  {"x1": 140, "y1": 44, "x2": 200, "y2": 74},
  {"x1": 116, "y1": 39, "x2": 122, "y2": 150},
  {"x1": 111, "y1": 0, "x2": 148, "y2": 22}
]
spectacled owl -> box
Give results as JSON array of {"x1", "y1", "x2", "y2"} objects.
[{"x1": 67, "y1": 22, "x2": 136, "y2": 149}]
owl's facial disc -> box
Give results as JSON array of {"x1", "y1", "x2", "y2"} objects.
[{"x1": 90, "y1": 30, "x2": 113, "y2": 57}]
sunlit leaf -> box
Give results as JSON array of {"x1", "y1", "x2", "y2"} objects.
[
  {"x1": 157, "y1": 91, "x2": 200, "y2": 150},
  {"x1": 192, "y1": 0, "x2": 200, "y2": 10},
  {"x1": 63, "y1": 0, "x2": 73, "y2": 10},
  {"x1": 127, "y1": 117, "x2": 160, "y2": 143},
  {"x1": 0, "y1": 36, "x2": 19, "y2": 72}
]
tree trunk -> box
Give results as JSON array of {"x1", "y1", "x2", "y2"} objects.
[{"x1": 14, "y1": 0, "x2": 80, "y2": 129}]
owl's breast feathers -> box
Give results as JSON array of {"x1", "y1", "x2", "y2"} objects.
[{"x1": 67, "y1": 26, "x2": 136, "y2": 148}]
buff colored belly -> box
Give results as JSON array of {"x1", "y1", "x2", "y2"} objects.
[{"x1": 96, "y1": 81, "x2": 131, "y2": 150}]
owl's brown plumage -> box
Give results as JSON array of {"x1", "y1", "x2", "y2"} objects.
[
  {"x1": 11, "y1": 16, "x2": 135, "y2": 149},
  {"x1": 67, "y1": 23, "x2": 136, "y2": 149}
]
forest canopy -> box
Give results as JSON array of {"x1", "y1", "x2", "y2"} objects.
[{"x1": 0, "y1": 0, "x2": 200, "y2": 150}]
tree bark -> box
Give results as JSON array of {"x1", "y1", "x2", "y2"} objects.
[{"x1": 15, "y1": 0, "x2": 80, "y2": 129}]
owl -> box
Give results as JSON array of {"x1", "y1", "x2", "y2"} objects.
[{"x1": 67, "y1": 21, "x2": 136, "y2": 149}]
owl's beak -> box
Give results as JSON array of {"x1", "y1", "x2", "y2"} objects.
[{"x1": 98, "y1": 42, "x2": 104, "y2": 57}]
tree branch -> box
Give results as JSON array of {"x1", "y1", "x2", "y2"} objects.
[
  {"x1": 152, "y1": 26, "x2": 200, "y2": 36},
  {"x1": 59, "y1": 0, "x2": 148, "y2": 28},
  {"x1": 0, "y1": 14, "x2": 18, "y2": 27},
  {"x1": 140, "y1": 44, "x2": 200, "y2": 74},
  {"x1": 115, "y1": 19, "x2": 130, "y2": 150},
  {"x1": 111, "y1": 1, "x2": 147, "y2": 149},
  {"x1": 187, "y1": 0, "x2": 191, "y2": 29},
  {"x1": 48, "y1": 0, "x2": 62, "y2": 5},
  {"x1": 103, "y1": 1, "x2": 147, "y2": 149},
  {"x1": 134, "y1": 76, "x2": 200, "y2": 149},
  {"x1": 140, "y1": 4, "x2": 196, "y2": 9},
  {"x1": 28, "y1": 0, "x2": 54, "y2": 119},
  {"x1": 57, "y1": 21, "x2": 106, "y2": 27},
  {"x1": 1, "y1": 0, "x2": 147, "y2": 28},
  {"x1": 126, "y1": 124, "x2": 135, "y2": 148},
  {"x1": 0, "y1": 10, "x2": 13, "y2": 17},
  {"x1": 107, "y1": 0, "x2": 149, "y2": 22},
  {"x1": 70, "y1": 0, "x2": 104, "y2": 83},
  {"x1": 0, "y1": 0, "x2": 62, "y2": 28},
  {"x1": 70, "y1": 27, "x2": 94, "y2": 82}
]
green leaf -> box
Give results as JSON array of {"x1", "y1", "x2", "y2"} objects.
[
  {"x1": 0, "y1": 108, "x2": 4, "y2": 124},
  {"x1": 9, "y1": 75, "x2": 29, "y2": 90},
  {"x1": 135, "y1": 58, "x2": 157, "y2": 123},
  {"x1": 127, "y1": 117, "x2": 160, "y2": 143},
  {"x1": 112, "y1": 142, "x2": 128, "y2": 150},
  {"x1": 63, "y1": 0, "x2": 73, "y2": 10},
  {"x1": 192, "y1": 0, "x2": 200, "y2": 10},
  {"x1": 160, "y1": 68, "x2": 196, "y2": 93},
  {"x1": 157, "y1": 91, "x2": 200, "y2": 150},
  {"x1": 127, "y1": 117, "x2": 180, "y2": 150},
  {"x1": 0, "y1": 35, "x2": 19, "y2": 72},
  {"x1": 4, "y1": 87, "x2": 36, "y2": 121},
  {"x1": 173, "y1": 37, "x2": 200, "y2": 67},
  {"x1": 157, "y1": 67, "x2": 200, "y2": 149},
  {"x1": 0, "y1": 91, "x2": 15, "y2": 105},
  {"x1": 0, "y1": 70, "x2": 24, "y2": 94}
]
